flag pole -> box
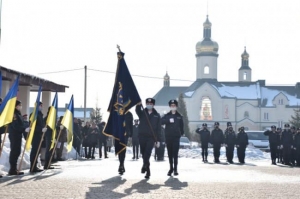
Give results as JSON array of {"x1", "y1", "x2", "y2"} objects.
[
  {"x1": 18, "y1": 124, "x2": 32, "y2": 175},
  {"x1": 47, "y1": 129, "x2": 62, "y2": 170},
  {"x1": 0, "y1": 125, "x2": 8, "y2": 157},
  {"x1": 30, "y1": 125, "x2": 47, "y2": 172}
]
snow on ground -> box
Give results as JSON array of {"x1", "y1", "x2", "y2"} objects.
[{"x1": 1, "y1": 134, "x2": 270, "y2": 175}]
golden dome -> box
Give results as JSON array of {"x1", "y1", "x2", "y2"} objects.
[{"x1": 196, "y1": 39, "x2": 219, "y2": 54}]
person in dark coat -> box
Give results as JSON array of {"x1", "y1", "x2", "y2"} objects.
[
  {"x1": 73, "y1": 118, "x2": 82, "y2": 156},
  {"x1": 98, "y1": 122, "x2": 108, "y2": 159},
  {"x1": 210, "y1": 122, "x2": 224, "y2": 163},
  {"x1": 224, "y1": 122, "x2": 236, "y2": 164},
  {"x1": 87, "y1": 122, "x2": 99, "y2": 159},
  {"x1": 264, "y1": 125, "x2": 280, "y2": 165},
  {"x1": 281, "y1": 123, "x2": 293, "y2": 165},
  {"x1": 82, "y1": 122, "x2": 90, "y2": 158},
  {"x1": 8, "y1": 100, "x2": 29, "y2": 175},
  {"x1": 290, "y1": 126, "x2": 297, "y2": 165},
  {"x1": 161, "y1": 99, "x2": 184, "y2": 176},
  {"x1": 43, "y1": 107, "x2": 54, "y2": 170},
  {"x1": 276, "y1": 127, "x2": 283, "y2": 163},
  {"x1": 131, "y1": 119, "x2": 140, "y2": 160},
  {"x1": 136, "y1": 98, "x2": 161, "y2": 179},
  {"x1": 236, "y1": 127, "x2": 248, "y2": 164},
  {"x1": 196, "y1": 123, "x2": 210, "y2": 163},
  {"x1": 118, "y1": 111, "x2": 133, "y2": 175},
  {"x1": 30, "y1": 101, "x2": 47, "y2": 172},
  {"x1": 293, "y1": 127, "x2": 300, "y2": 166}
]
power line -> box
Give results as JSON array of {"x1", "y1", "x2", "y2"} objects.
[
  {"x1": 38, "y1": 68, "x2": 83, "y2": 75},
  {"x1": 88, "y1": 68, "x2": 194, "y2": 82}
]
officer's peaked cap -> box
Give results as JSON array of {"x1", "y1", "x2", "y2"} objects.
[
  {"x1": 168, "y1": 99, "x2": 178, "y2": 106},
  {"x1": 145, "y1": 98, "x2": 155, "y2": 105}
]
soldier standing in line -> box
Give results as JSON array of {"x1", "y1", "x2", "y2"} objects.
[
  {"x1": 161, "y1": 99, "x2": 184, "y2": 176},
  {"x1": 293, "y1": 127, "x2": 300, "y2": 166},
  {"x1": 43, "y1": 107, "x2": 55, "y2": 169},
  {"x1": 236, "y1": 127, "x2": 248, "y2": 164},
  {"x1": 276, "y1": 127, "x2": 283, "y2": 164},
  {"x1": 195, "y1": 123, "x2": 210, "y2": 163},
  {"x1": 224, "y1": 122, "x2": 236, "y2": 164},
  {"x1": 136, "y1": 98, "x2": 161, "y2": 179},
  {"x1": 290, "y1": 126, "x2": 297, "y2": 166},
  {"x1": 8, "y1": 100, "x2": 30, "y2": 175},
  {"x1": 30, "y1": 101, "x2": 47, "y2": 172},
  {"x1": 131, "y1": 119, "x2": 140, "y2": 160},
  {"x1": 281, "y1": 124, "x2": 293, "y2": 166},
  {"x1": 98, "y1": 122, "x2": 108, "y2": 159},
  {"x1": 210, "y1": 122, "x2": 224, "y2": 163},
  {"x1": 264, "y1": 125, "x2": 280, "y2": 165}
]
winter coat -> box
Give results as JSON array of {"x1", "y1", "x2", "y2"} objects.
[
  {"x1": 224, "y1": 130, "x2": 236, "y2": 145},
  {"x1": 264, "y1": 130, "x2": 279, "y2": 146},
  {"x1": 196, "y1": 128, "x2": 210, "y2": 145},
  {"x1": 236, "y1": 131, "x2": 249, "y2": 147},
  {"x1": 161, "y1": 111, "x2": 184, "y2": 139},
  {"x1": 210, "y1": 128, "x2": 224, "y2": 145},
  {"x1": 281, "y1": 129, "x2": 293, "y2": 146}
]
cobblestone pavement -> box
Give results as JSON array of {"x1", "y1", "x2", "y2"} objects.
[{"x1": 1, "y1": 156, "x2": 300, "y2": 199}]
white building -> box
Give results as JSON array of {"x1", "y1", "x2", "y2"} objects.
[{"x1": 153, "y1": 16, "x2": 300, "y2": 132}]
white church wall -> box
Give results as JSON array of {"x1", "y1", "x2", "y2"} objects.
[{"x1": 196, "y1": 56, "x2": 218, "y2": 79}]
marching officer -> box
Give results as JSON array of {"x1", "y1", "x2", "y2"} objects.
[
  {"x1": 131, "y1": 119, "x2": 140, "y2": 160},
  {"x1": 224, "y1": 122, "x2": 236, "y2": 164},
  {"x1": 8, "y1": 100, "x2": 29, "y2": 175},
  {"x1": 236, "y1": 127, "x2": 248, "y2": 164},
  {"x1": 276, "y1": 127, "x2": 283, "y2": 164},
  {"x1": 161, "y1": 99, "x2": 184, "y2": 176},
  {"x1": 264, "y1": 125, "x2": 280, "y2": 165},
  {"x1": 210, "y1": 122, "x2": 224, "y2": 163},
  {"x1": 281, "y1": 124, "x2": 293, "y2": 165},
  {"x1": 195, "y1": 123, "x2": 210, "y2": 163},
  {"x1": 136, "y1": 98, "x2": 161, "y2": 179},
  {"x1": 293, "y1": 127, "x2": 300, "y2": 166}
]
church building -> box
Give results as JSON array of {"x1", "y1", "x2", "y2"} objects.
[{"x1": 153, "y1": 16, "x2": 300, "y2": 132}]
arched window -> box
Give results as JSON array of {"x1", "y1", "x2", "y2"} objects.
[
  {"x1": 244, "y1": 111, "x2": 249, "y2": 118},
  {"x1": 200, "y1": 97, "x2": 212, "y2": 120},
  {"x1": 243, "y1": 72, "x2": 247, "y2": 80},
  {"x1": 204, "y1": 65, "x2": 209, "y2": 74}
]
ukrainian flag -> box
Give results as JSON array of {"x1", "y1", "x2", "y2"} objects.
[
  {"x1": 0, "y1": 75, "x2": 19, "y2": 127},
  {"x1": 46, "y1": 92, "x2": 58, "y2": 150},
  {"x1": 103, "y1": 51, "x2": 141, "y2": 155},
  {"x1": 61, "y1": 95, "x2": 74, "y2": 152},
  {"x1": 25, "y1": 85, "x2": 42, "y2": 151}
]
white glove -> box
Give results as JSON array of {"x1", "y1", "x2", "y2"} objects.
[
  {"x1": 25, "y1": 127, "x2": 30, "y2": 133},
  {"x1": 281, "y1": 145, "x2": 283, "y2": 149},
  {"x1": 60, "y1": 125, "x2": 64, "y2": 130},
  {"x1": 294, "y1": 147, "x2": 296, "y2": 150},
  {"x1": 236, "y1": 145, "x2": 239, "y2": 148},
  {"x1": 155, "y1": 142, "x2": 160, "y2": 148},
  {"x1": 42, "y1": 127, "x2": 47, "y2": 133},
  {"x1": 224, "y1": 144, "x2": 228, "y2": 147}
]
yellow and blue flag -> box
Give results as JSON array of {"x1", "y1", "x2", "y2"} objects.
[
  {"x1": 46, "y1": 92, "x2": 58, "y2": 150},
  {"x1": 0, "y1": 75, "x2": 19, "y2": 127},
  {"x1": 26, "y1": 85, "x2": 42, "y2": 151},
  {"x1": 103, "y1": 51, "x2": 141, "y2": 155},
  {"x1": 61, "y1": 95, "x2": 74, "y2": 152}
]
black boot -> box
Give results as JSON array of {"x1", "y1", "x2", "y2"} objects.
[
  {"x1": 8, "y1": 167, "x2": 24, "y2": 175},
  {"x1": 167, "y1": 165, "x2": 174, "y2": 176},
  {"x1": 174, "y1": 165, "x2": 178, "y2": 176},
  {"x1": 141, "y1": 164, "x2": 146, "y2": 174},
  {"x1": 145, "y1": 165, "x2": 150, "y2": 179},
  {"x1": 118, "y1": 164, "x2": 125, "y2": 175}
]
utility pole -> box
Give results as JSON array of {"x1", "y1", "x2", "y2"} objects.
[{"x1": 84, "y1": 65, "x2": 87, "y2": 123}]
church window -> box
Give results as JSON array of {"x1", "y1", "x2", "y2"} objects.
[
  {"x1": 244, "y1": 111, "x2": 249, "y2": 118},
  {"x1": 278, "y1": 120, "x2": 283, "y2": 128},
  {"x1": 278, "y1": 99, "x2": 283, "y2": 105},
  {"x1": 243, "y1": 72, "x2": 247, "y2": 80},
  {"x1": 200, "y1": 97, "x2": 212, "y2": 120},
  {"x1": 204, "y1": 66, "x2": 209, "y2": 74}
]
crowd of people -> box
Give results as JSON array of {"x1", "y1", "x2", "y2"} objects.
[{"x1": 2, "y1": 96, "x2": 300, "y2": 180}]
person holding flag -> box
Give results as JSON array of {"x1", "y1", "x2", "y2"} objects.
[
  {"x1": 103, "y1": 47, "x2": 142, "y2": 176},
  {"x1": 136, "y1": 98, "x2": 161, "y2": 179},
  {"x1": 8, "y1": 100, "x2": 30, "y2": 175},
  {"x1": 29, "y1": 101, "x2": 47, "y2": 172},
  {"x1": 43, "y1": 92, "x2": 58, "y2": 169}
]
